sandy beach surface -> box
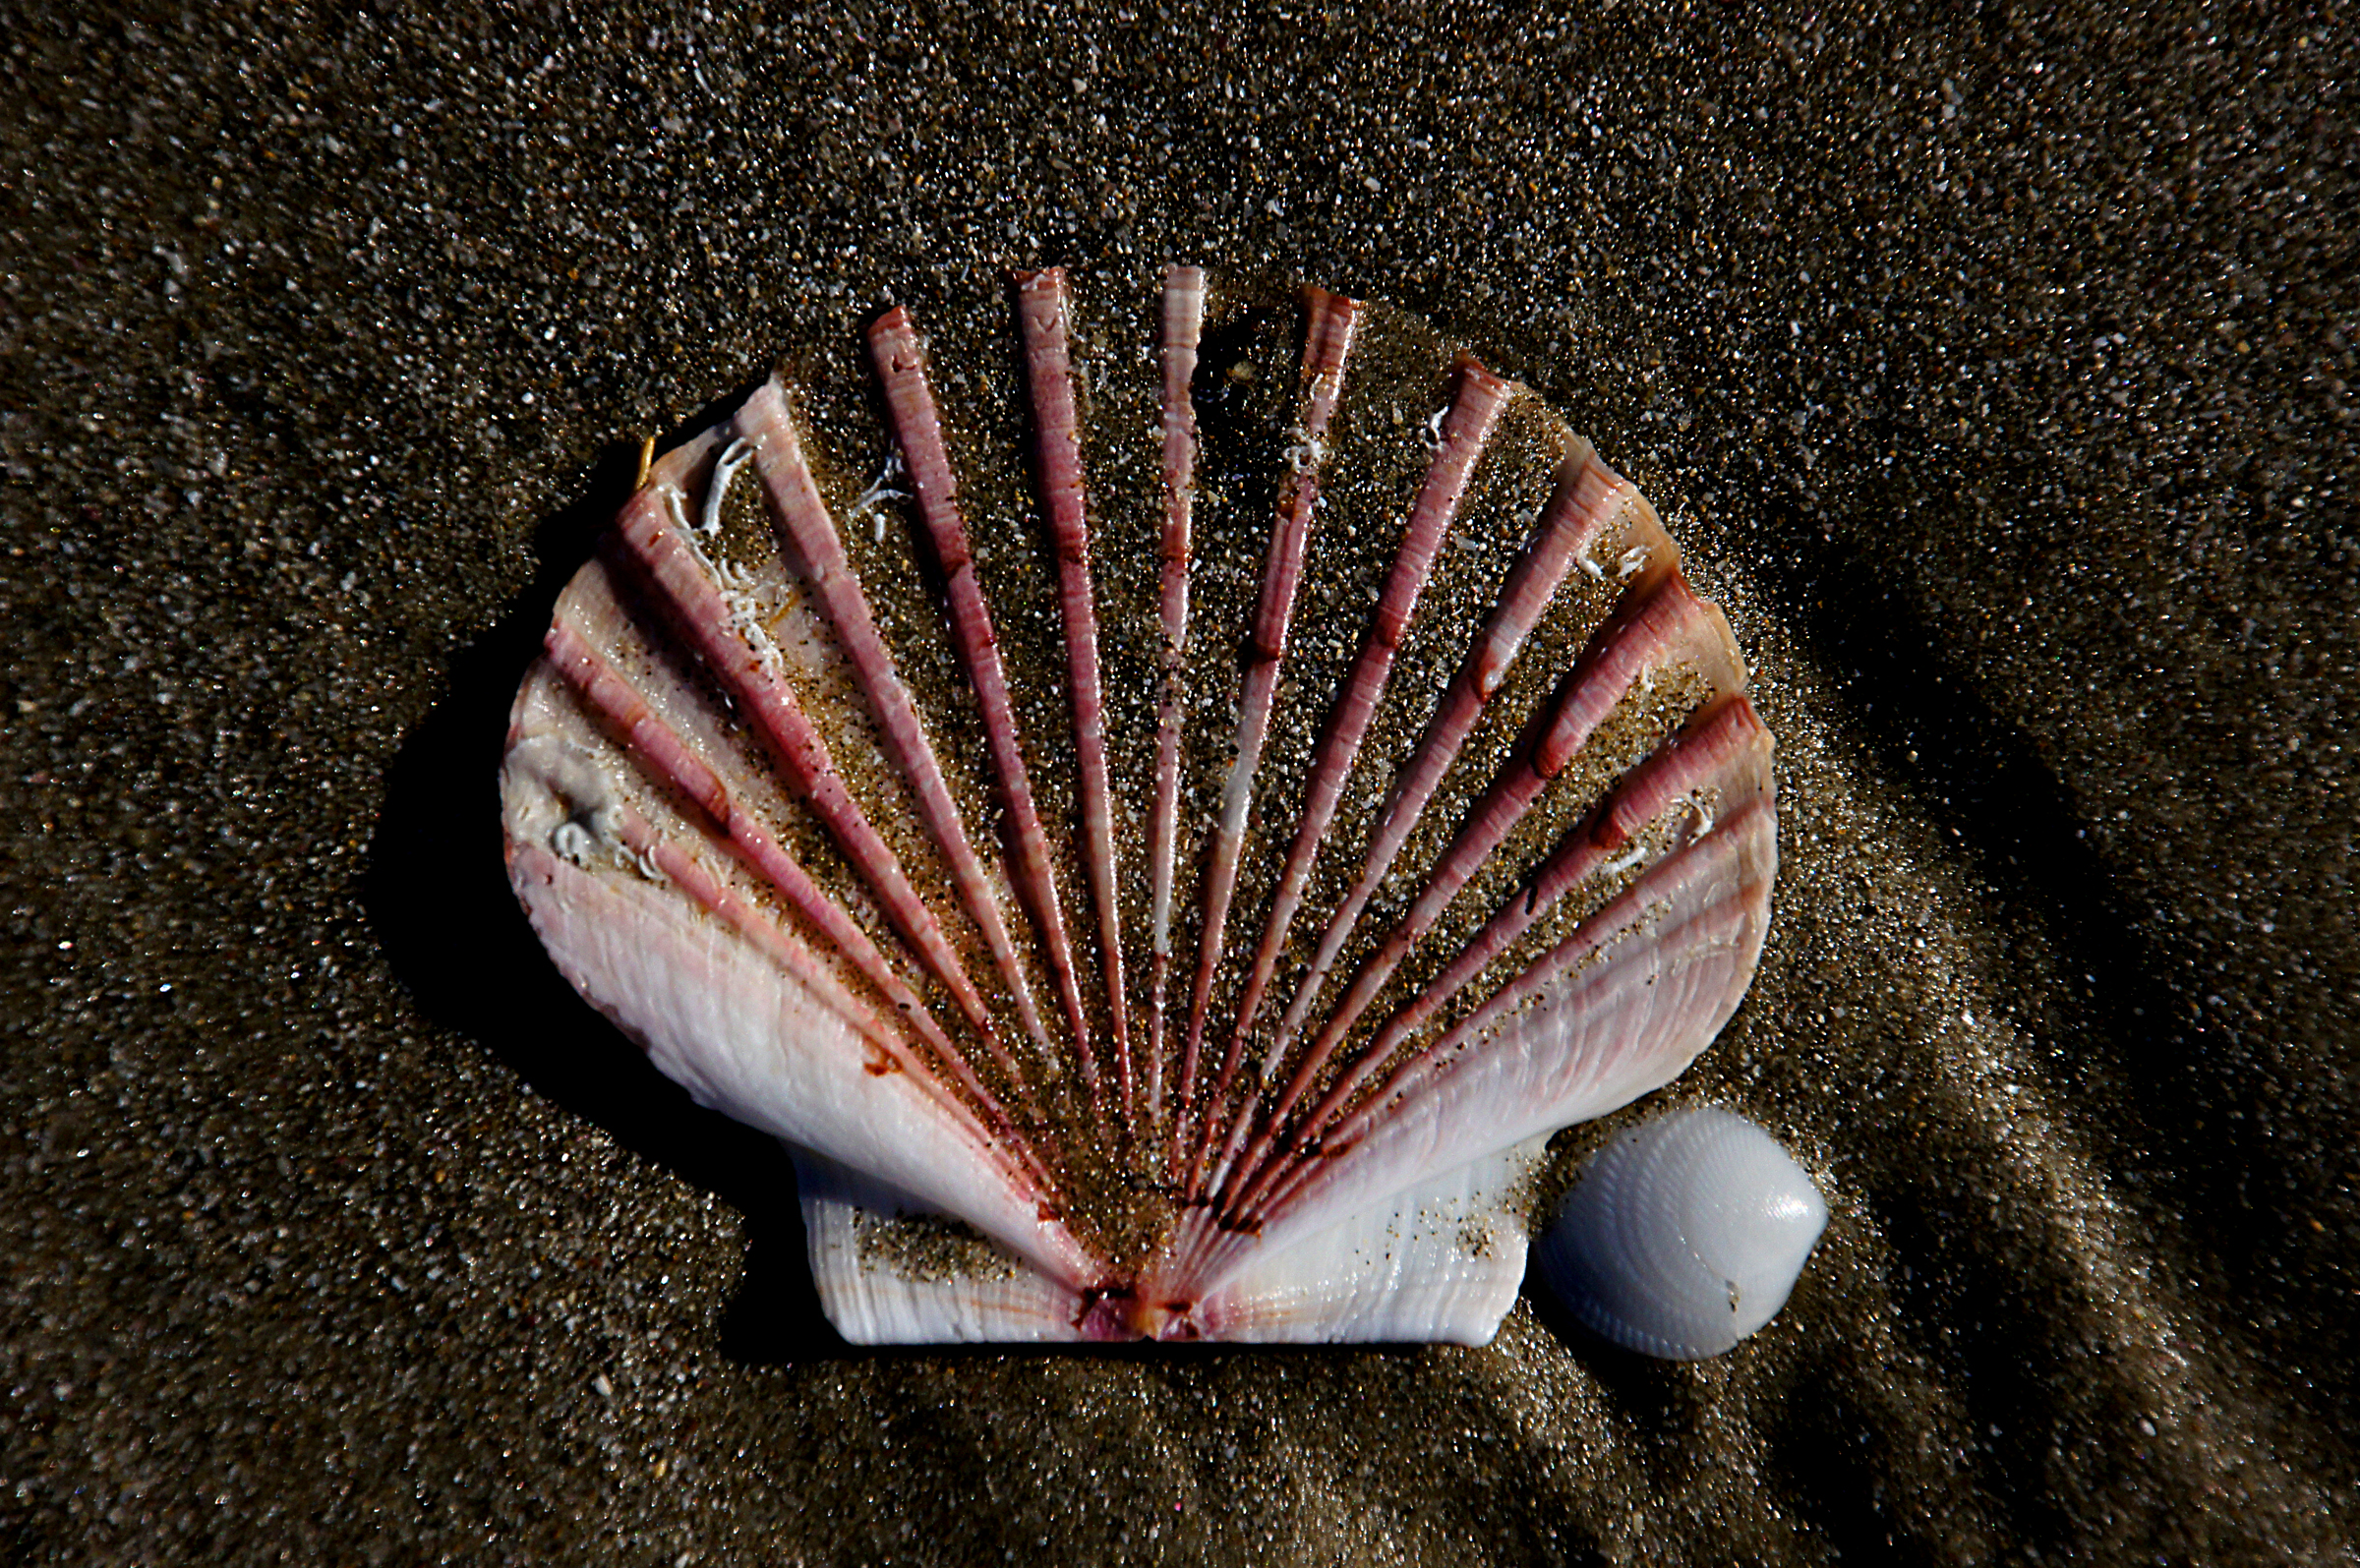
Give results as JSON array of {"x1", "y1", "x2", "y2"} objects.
[{"x1": 2, "y1": 3, "x2": 2352, "y2": 1562}]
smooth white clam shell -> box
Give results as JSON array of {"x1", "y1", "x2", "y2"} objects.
[{"x1": 1535, "y1": 1107, "x2": 1827, "y2": 1359}]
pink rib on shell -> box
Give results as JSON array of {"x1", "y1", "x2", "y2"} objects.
[
  {"x1": 539, "y1": 616, "x2": 1053, "y2": 1186},
  {"x1": 1015, "y1": 267, "x2": 1132, "y2": 1117},
  {"x1": 1147, "y1": 264, "x2": 1207, "y2": 1123},
  {"x1": 1230, "y1": 694, "x2": 1772, "y2": 1226},
  {"x1": 1279, "y1": 569, "x2": 1737, "y2": 1116},
  {"x1": 1270, "y1": 443, "x2": 1640, "y2": 1056},
  {"x1": 582, "y1": 772, "x2": 1055, "y2": 1208},
  {"x1": 867, "y1": 306, "x2": 1099, "y2": 1098},
  {"x1": 1202, "y1": 357, "x2": 1511, "y2": 1197},
  {"x1": 607, "y1": 476, "x2": 1023, "y2": 1090},
  {"x1": 1174, "y1": 285, "x2": 1361, "y2": 1195},
  {"x1": 1210, "y1": 571, "x2": 1739, "y2": 1221},
  {"x1": 736, "y1": 380, "x2": 1059, "y2": 1069},
  {"x1": 1205, "y1": 788, "x2": 1775, "y2": 1278}
]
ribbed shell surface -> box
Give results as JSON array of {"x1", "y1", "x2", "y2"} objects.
[
  {"x1": 1534, "y1": 1107, "x2": 1829, "y2": 1359},
  {"x1": 500, "y1": 265, "x2": 1779, "y2": 1343}
]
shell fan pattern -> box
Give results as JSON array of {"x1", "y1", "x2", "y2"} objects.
[{"x1": 501, "y1": 266, "x2": 1778, "y2": 1345}]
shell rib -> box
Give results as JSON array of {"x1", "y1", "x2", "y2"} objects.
[
  {"x1": 1175, "y1": 285, "x2": 1360, "y2": 1198},
  {"x1": 500, "y1": 266, "x2": 1780, "y2": 1344},
  {"x1": 1146, "y1": 265, "x2": 1207, "y2": 1121}
]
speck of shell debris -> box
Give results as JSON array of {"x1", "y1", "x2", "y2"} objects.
[{"x1": 1, "y1": 2, "x2": 2352, "y2": 1565}]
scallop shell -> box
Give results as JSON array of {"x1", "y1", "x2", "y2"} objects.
[
  {"x1": 500, "y1": 265, "x2": 1778, "y2": 1344},
  {"x1": 1534, "y1": 1107, "x2": 1827, "y2": 1359}
]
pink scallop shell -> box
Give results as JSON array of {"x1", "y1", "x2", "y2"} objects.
[{"x1": 500, "y1": 266, "x2": 1777, "y2": 1344}]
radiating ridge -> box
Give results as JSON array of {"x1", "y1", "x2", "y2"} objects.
[
  {"x1": 1015, "y1": 266, "x2": 1131, "y2": 1118},
  {"x1": 1146, "y1": 264, "x2": 1208, "y2": 1122},
  {"x1": 1176, "y1": 285, "x2": 1361, "y2": 1198},
  {"x1": 1203, "y1": 355, "x2": 1512, "y2": 1199}
]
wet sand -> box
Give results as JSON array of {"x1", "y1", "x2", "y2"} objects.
[{"x1": 2, "y1": 3, "x2": 2352, "y2": 1562}]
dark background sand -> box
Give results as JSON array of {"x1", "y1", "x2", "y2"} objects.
[{"x1": 3, "y1": 2, "x2": 2353, "y2": 1562}]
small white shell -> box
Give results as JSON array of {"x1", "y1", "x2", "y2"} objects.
[{"x1": 1535, "y1": 1107, "x2": 1827, "y2": 1359}]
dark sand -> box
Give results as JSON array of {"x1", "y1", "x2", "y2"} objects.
[{"x1": 3, "y1": 4, "x2": 2353, "y2": 1562}]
